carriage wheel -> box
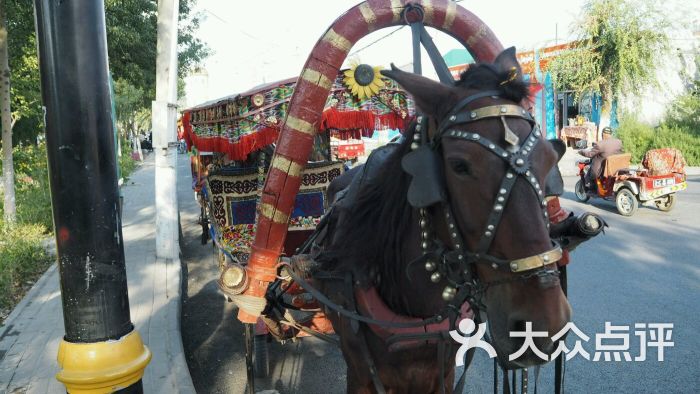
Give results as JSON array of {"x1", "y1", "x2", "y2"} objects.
[
  {"x1": 655, "y1": 194, "x2": 675, "y2": 212},
  {"x1": 253, "y1": 333, "x2": 270, "y2": 378},
  {"x1": 245, "y1": 324, "x2": 270, "y2": 383},
  {"x1": 574, "y1": 180, "x2": 589, "y2": 202},
  {"x1": 199, "y1": 205, "x2": 209, "y2": 244},
  {"x1": 615, "y1": 188, "x2": 638, "y2": 216},
  {"x1": 244, "y1": 324, "x2": 256, "y2": 394}
]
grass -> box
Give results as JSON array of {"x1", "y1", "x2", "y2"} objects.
[
  {"x1": 0, "y1": 137, "x2": 138, "y2": 320},
  {"x1": 0, "y1": 221, "x2": 52, "y2": 316}
]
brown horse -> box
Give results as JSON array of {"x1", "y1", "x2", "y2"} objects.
[{"x1": 311, "y1": 48, "x2": 571, "y2": 393}]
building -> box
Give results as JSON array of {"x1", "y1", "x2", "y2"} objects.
[{"x1": 441, "y1": 36, "x2": 700, "y2": 145}]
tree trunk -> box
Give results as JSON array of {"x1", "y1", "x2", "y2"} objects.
[
  {"x1": 133, "y1": 130, "x2": 143, "y2": 161},
  {"x1": 0, "y1": 2, "x2": 16, "y2": 224}
]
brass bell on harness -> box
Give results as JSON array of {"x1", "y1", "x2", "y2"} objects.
[
  {"x1": 425, "y1": 260, "x2": 436, "y2": 272},
  {"x1": 430, "y1": 272, "x2": 442, "y2": 283},
  {"x1": 442, "y1": 286, "x2": 457, "y2": 301}
]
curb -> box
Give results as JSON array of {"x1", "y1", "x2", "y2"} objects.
[
  {"x1": 0, "y1": 263, "x2": 58, "y2": 331},
  {"x1": 147, "y1": 257, "x2": 197, "y2": 394}
]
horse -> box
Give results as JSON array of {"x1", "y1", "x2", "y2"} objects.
[{"x1": 310, "y1": 47, "x2": 571, "y2": 393}]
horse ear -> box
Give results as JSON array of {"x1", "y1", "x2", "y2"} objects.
[
  {"x1": 381, "y1": 64, "x2": 456, "y2": 119},
  {"x1": 493, "y1": 47, "x2": 523, "y2": 80}
]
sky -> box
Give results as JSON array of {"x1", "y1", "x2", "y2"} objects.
[{"x1": 185, "y1": 0, "x2": 689, "y2": 104}]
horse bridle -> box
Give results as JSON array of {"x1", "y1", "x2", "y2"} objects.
[{"x1": 408, "y1": 89, "x2": 563, "y2": 309}]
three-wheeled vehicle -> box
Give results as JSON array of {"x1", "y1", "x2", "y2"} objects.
[{"x1": 575, "y1": 148, "x2": 688, "y2": 216}]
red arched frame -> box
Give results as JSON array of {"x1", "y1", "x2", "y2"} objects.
[{"x1": 239, "y1": 0, "x2": 504, "y2": 322}]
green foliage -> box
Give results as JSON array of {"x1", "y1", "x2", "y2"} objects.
[
  {"x1": 6, "y1": 2, "x2": 43, "y2": 145},
  {"x1": 6, "y1": 0, "x2": 210, "y2": 145},
  {"x1": 3, "y1": 139, "x2": 138, "y2": 232},
  {"x1": 664, "y1": 91, "x2": 700, "y2": 132},
  {"x1": 0, "y1": 221, "x2": 51, "y2": 310},
  {"x1": 104, "y1": 0, "x2": 210, "y2": 107},
  {"x1": 548, "y1": 0, "x2": 670, "y2": 102},
  {"x1": 119, "y1": 137, "x2": 137, "y2": 180},
  {"x1": 617, "y1": 116, "x2": 700, "y2": 166},
  {"x1": 616, "y1": 116, "x2": 655, "y2": 163},
  {"x1": 0, "y1": 141, "x2": 52, "y2": 312},
  {"x1": 114, "y1": 78, "x2": 145, "y2": 138},
  {"x1": 653, "y1": 124, "x2": 700, "y2": 165},
  {"x1": 105, "y1": 0, "x2": 158, "y2": 106},
  {"x1": 134, "y1": 108, "x2": 152, "y2": 132},
  {"x1": 8, "y1": 142, "x2": 52, "y2": 229}
]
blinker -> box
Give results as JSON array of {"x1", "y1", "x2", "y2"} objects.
[{"x1": 401, "y1": 144, "x2": 446, "y2": 208}]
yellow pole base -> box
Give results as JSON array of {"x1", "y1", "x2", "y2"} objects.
[{"x1": 56, "y1": 330, "x2": 152, "y2": 394}]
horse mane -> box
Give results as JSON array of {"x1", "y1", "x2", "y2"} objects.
[
  {"x1": 456, "y1": 62, "x2": 531, "y2": 103},
  {"x1": 319, "y1": 125, "x2": 416, "y2": 289}
]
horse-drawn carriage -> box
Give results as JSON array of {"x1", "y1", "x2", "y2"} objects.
[
  {"x1": 182, "y1": 70, "x2": 413, "y2": 251},
  {"x1": 182, "y1": 1, "x2": 606, "y2": 392}
]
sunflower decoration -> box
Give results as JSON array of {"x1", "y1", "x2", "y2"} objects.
[{"x1": 343, "y1": 63, "x2": 384, "y2": 100}]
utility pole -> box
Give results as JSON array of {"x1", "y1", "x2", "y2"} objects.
[
  {"x1": 152, "y1": 0, "x2": 180, "y2": 261},
  {"x1": 0, "y1": 1, "x2": 16, "y2": 224},
  {"x1": 34, "y1": 1, "x2": 150, "y2": 392}
]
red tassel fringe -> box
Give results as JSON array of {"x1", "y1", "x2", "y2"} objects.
[
  {"x1": 182, "y1": 108, "x2": 410, "y2": 160},
  {"x1": 321, "y1": 109, "x2": 408, "y2": 137},
  {"x1": 187, "y1": 127, "x2": 280, "y2": 161}
]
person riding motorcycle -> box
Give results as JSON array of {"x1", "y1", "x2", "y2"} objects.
[{"x1": 578, "y1": 127, "x2": 622, "y2": 189}]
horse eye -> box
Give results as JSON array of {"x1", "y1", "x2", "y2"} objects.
[{"x1": 449, "y1": 159, "x2": 471, "y2": 175}]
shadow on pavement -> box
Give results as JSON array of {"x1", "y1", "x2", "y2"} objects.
[{"x1": 178, "y1": 156, "x2": 346, "y2": 394}]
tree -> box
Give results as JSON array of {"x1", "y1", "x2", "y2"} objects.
[
  {"x1": 548, "y1": 0, "x2": 671, "y2": 127},
  {"x1": 5, "y1": 0, "x2": 41, "y2": 146},
  {"x1": 1, "y1": 0, "x2": 16, "y2": 223},
  {"x1": 114, "y1": 78, "x2": 146, "y2": 160},
  {"x1": 114, "y1": 79, "x2": 145, "y2": 137},
  {"x1": 2, "y1": 0, "x2": 210, "y2": 146},
  {"x1": 105, "y1": 0, "x2": 210, "y2": 108}
]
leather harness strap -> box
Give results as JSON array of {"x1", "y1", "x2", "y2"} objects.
[
  {"x1": 406, "y1": 3, "x2": 454, "y2": 85},
  {"x1": 343, "y1": 273, "x2": 386, "y2": 394}
]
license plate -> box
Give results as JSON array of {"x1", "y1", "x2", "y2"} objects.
[{"x1": 653, "y1": 178, "x2": 674, "y2": 188}]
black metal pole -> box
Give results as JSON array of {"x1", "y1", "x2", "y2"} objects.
[{"x1": 34, "y1": 0, "x2": 149, "y2": 392}]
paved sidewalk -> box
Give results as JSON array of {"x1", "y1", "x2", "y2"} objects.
[{"x1": 0, "y1": 154, "x2": 195, "y2": 393}]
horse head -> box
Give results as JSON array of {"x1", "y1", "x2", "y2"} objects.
[{"x1": 381, "y1": 47, "x2": 571, "y2": 369}]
